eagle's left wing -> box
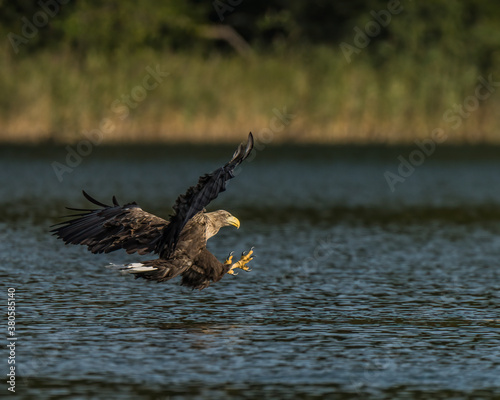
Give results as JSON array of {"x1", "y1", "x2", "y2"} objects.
[{"x1": 156, "y1": 132, "x2": 254, "y2": 258}]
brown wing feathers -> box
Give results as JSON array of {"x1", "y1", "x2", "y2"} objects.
[
  {"x1": 157, "y1": 132, "x2": 254, "y2": 258},
  {"x1": 51, "y1": 191, "x2": 168, "y2": 255}
]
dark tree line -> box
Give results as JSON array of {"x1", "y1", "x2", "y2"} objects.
[{"x1": 2, "y1": 0, "x2": 500, "y2": 68}]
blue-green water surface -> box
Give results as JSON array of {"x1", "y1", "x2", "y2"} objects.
[{"x1": 1, "y1": 144, "x2": 500, "y2": 399}]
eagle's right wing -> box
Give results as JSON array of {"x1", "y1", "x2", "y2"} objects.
[{"x1": 51, "y1": 191, "x2": 168, "y2": 255}]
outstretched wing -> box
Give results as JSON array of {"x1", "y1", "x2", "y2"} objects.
[
  {"x1": 157, "y1": 132, "x2": 254, "y2": 258},
  {"x1": 51, "y1": 191, "x2": 168, "y2": 255}
]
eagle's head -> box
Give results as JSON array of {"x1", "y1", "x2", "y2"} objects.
[{"x1": 204, "y1": 210, "x2": 240, "y2": 239}]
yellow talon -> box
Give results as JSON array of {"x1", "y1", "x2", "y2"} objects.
[
  {"x1": 241, "y1": 248, "x2": 254, "y2": 261},
  {"x1": 224, "y1": 252, "x2": 234, "y2": 265},
  {"x1": 227, "y1": 247, "x2": 254, "y2": 275}
]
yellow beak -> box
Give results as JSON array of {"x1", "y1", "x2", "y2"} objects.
[{"x1": 227, "y1": 216, "x2": 240, "y2": 229}]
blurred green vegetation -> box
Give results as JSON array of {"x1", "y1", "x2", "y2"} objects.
[{"x1": 1, "y1": 0, "x2": 500, "y2": 143}]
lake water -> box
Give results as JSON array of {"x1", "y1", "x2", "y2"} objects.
[{"x1": 1, "y1": 144, "x2": 500, "y2": 399}]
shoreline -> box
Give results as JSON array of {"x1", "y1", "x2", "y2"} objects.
[{"x1": 2, "y1": 49, "x2": 498, "y2": 145}]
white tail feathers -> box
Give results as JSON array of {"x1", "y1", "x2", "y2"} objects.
[{"x1": 107, "y1": 263, "x2": 157, "y2": 274}]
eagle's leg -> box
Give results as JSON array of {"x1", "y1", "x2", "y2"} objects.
[{"x1": 227, "y1": 247, "x2": 254, "y2": 275}]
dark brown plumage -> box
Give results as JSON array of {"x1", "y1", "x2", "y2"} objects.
[{"x1": 51, "y1": 133, "x2": 254, "y2": 290}]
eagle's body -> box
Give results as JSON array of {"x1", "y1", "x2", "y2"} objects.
[{"x1": 52, "y1": 134, "x2": 254, "y2": 290}]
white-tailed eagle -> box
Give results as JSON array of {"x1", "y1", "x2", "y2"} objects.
[{"x1": 51, "y1": 133, "x2": 254, "y2": 290}]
